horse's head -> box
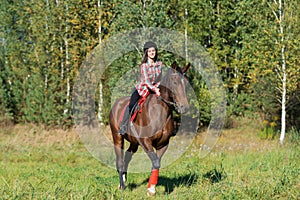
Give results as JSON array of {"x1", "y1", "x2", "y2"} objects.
[{"x1": 162, "y1": 61, "x2": 191, "y2": 114}]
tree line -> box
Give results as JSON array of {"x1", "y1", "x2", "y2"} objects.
[{"x1": 0, "y1": 0, "x2": 299, "y2": 142}]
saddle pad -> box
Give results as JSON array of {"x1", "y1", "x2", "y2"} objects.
[
  {"x1": 119, "y1": 101, "x2": 130, "y2": 124},
  {"x1": 130, "y1": 95, "x2": 148, "y2": 121}
]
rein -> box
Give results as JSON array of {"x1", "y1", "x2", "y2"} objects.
[{"x1": 158, "y1": 96, "x2": 176, "y2": 107}]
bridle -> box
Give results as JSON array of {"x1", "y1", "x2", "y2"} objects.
[{"x1": 158, "y1": 69, "x2": 186, "y2": 112}]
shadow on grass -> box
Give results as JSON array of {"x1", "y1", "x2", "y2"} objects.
[
  {"x1": 125, "y1": 165, "x2": 226, "y2": 193},
  {"x1": 159, "y1": 173, "x2": 199, "y2": 194},
  {"x1": 203, "y1": 166, "x2": 227, "y2": 184},
  {"x1": 127, "y1": 173, "x2": 199, "y2": 194}
]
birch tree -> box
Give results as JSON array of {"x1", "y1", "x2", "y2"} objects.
[
  {"x1": 246, "y1": 0, "x2": 300, "y2": 140},
  {"x1": 97, "y1": 0, "x2": 104, "y2": 125},
  {"x1": 266, "y1": 0, "x2": 300, "y2": 144},
  {"x1": 277, "y1": 0, "x2": 287, "y2": 144}
]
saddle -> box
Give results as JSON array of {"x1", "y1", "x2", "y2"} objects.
[{"x1": 119, "y1": 93, "x2": 149, "y2": 123}]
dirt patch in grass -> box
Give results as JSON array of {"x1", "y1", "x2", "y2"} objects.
[
  {"x1": 0, "y1": 124, "x2": 80, "y2": 147},
  {"x1": 189, "y1": 117, "x2": 281, "y2": 155},
  {"x1": 214, "y1": 117, "x2": 280, "y2": 153}
]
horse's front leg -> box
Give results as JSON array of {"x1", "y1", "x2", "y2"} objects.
[
  {"x1": 146, "y1": 150, "x2": 161, "y2": 196},
  {"x1": 145, "y1": 144, "x2": 169, "y2": 195}
]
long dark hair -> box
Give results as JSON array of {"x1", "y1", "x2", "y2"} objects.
[{"x1": 138, "y1": 44, "x2": 159, "y2": 81}]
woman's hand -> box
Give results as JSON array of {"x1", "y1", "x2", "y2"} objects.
[{"x1": 154, "y1": 87, "x2": 160, "y2": 97}]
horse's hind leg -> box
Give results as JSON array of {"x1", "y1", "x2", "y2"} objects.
[{"x1": 113, "y1": 135, "x2": 125, "y2": 190}]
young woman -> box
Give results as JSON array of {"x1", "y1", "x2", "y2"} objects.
[{"x1": 119, "y1": 41, "x2": 162, "y2": 135}]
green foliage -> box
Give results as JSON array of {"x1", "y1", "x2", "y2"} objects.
[
  {"x1": 0, "y1": 0, "x2": 299, "y2": 131},
  {"x1": 259, "y1": 125, "x2": 278, "y2": 140},
  {"x1": 287, "y1": 127, "x2": 300, "y2": 145},
  {"x1": 227, "y1": 92, "x2": 255, "y2": 117},
  {"x1": 99, "y1": 51, "x2": 141, "y2": 124},
  {"x1": 186, "y1": 67, "x2": 212, "y2": 126}
]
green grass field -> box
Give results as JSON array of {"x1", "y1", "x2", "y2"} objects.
[{"x1": 1, "y1": 119, "x2": 299, "y2": 199}]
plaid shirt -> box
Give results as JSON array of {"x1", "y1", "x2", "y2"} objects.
[{"x1": 136, "y1": 61, "x2": 162, "y2": 97}]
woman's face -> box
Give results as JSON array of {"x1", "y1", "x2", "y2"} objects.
[{"x1": 147, "y1": 47, "x2": 156, "y2": 60}]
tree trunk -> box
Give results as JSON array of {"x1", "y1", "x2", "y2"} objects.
[
  {"x1": 64, "y1": 3, "x2": 70, "y2": 115},
  {"x1": 184, "y1": 0, "x2": 188, "y2": 62},
  {"x1": 279, "y1": 0, "x2": 286, "y2": 145},
  {"x1": 97, "y1": 0, "x2": 104, "y2": 125}
]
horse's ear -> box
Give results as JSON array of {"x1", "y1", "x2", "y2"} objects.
[
  {"x1": 171, "y1": 61, "x2": 178, "y2": 69},
  {"x1": 182, "y1": 63, "x2": 191, "y2": 74}
]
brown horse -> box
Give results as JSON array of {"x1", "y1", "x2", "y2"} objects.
[{"x1": 109, "y1": 62, "x2": 190, "y2": 195}]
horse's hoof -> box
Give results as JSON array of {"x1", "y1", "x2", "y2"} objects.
[
  {"x1": 118, "y1": 184, "x2": 126, "y2": 190},
  {"x1": 147, "y1": 188, "x2": 156, "y2": 196}
]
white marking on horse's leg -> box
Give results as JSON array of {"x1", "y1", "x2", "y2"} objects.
[
  {"x1": 147, "y1": 184, "x2": 156, "y2": 196},
  {"x1": 122, "y1": 173, "x2": 126, "y2": 183}
]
